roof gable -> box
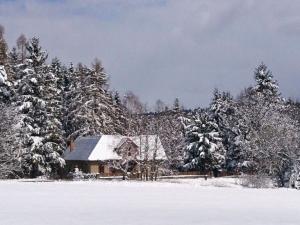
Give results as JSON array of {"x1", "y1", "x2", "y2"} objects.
[
  {"x1": 131, "y1": 135, "x2": 167, "y2": 160},
  {"x1": 116, "y1": 137, "x2": 138, "y2": 150}
]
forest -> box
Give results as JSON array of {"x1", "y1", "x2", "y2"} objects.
[{"x1": 0, "y1": 24, "x2": 300, "y2": 187}]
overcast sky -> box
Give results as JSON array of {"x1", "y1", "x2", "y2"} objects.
[{"x1": 0, "y1": 0, "x2": 300, "y2": 108}]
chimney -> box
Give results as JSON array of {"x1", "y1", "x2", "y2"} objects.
[{"x1": 69, "y1": 139, "x2": 75, "y2": 152}]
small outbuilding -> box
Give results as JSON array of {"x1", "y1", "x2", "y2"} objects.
[{"x1": 64, "y1": 135, "x2": 167, "y2": 176}]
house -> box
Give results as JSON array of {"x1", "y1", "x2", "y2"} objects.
[{"x1": 64, "y1": 135, "x2": 167, "y2": 176}]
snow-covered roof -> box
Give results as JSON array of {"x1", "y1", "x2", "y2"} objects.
[
  {"x1": 64, "y1": 135, "x2": 167, "y2": 161},
  {"x1": 88, "y1": 135, "x2": 124, "y2": 161},
  {"x1": 64, "y1": 136, "x2": 101, "y2": 161}
]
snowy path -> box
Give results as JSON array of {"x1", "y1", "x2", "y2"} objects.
[{"x1": 0, "y1": 179, "x2": 299, "y2": 225}]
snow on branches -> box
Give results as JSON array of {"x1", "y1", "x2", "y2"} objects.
[{"x1": 182, "y1": 112, "x2": 226, "y2": 173}]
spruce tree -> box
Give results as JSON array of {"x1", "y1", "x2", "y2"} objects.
[
  {"x1": 50, "y1": 58, "x2": 68, "y2": 131},
  {"x1": 210, "y1": 89, "x2": 242, "y2": 172},
  {"x1": 111, "y1": 91, "x2": 128, "y2": 135},
  {"x1": 254, "y1": 62, "x2": 280, "y2": 101},
  {"x1": 182, "y1": 112, "x2": 226, "y2": 174},
  {"x1": 8, "y1": 47, "x2": 19, "y2": 65},
  {"x1": 67, "y1": 60, "x2": 117, "y2": 139},
  {"x1": 0, "y1": 65, "x2": 11, "y2": 102},
  {"x1": 13, "y1": 37, "x2": 65, "y2": 178},
  {"x1": 26, "y1": 37, "x2": 48, "y2": 70},
  {"x1": 173, "y1": 98, "x2": 180, "y2": 111},
  {"x1": 0, "y1": 104, "x2": 23, "y2": 178}
]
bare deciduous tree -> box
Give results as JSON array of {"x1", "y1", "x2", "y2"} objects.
[
  {"x1": 16, "y1": 34, "x2": 27, "y2": 63},
  {"x1": 154, "y1": 99, "x2": 165, "y2": 113},
  {"x1": 123, "y1": 91, "x2": 145, "y2": 114}
]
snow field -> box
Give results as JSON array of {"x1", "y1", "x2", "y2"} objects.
[{"x1": 0, "y1": 178, "x2": 299, "y2": 225}]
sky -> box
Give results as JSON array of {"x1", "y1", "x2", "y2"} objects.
[{"x1": 0, "y1": 0, "x2": 300, "y2": 108}]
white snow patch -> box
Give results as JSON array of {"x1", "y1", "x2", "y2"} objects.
[
  {"x1": 19, "y1": 101, "x2": 32, "y2": 111},
  {"x1": 23, "y1": 68, "x2": 34, "y2": 74},
  {"x1": 30, "y1": 78, "x2": 38, "y2": 84},
  {"x1": 0, "y1": 65, "x2": 7, "y2": 84},
  {"x1": 0, "y1": 179, "x2": 299, "y2": 225},
  {"x1": 31, "y1": 136, "x2": 44, "y2": 148}
]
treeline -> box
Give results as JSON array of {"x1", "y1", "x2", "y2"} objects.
[
  {"x1": 0, "y1": 25, "x2": 300, "y2": 186},
  {"x1": 180, "y1": 64, "x2": 300, "y2": 187},
  {"x1": 0, "y1": 26, "x2": 131, "y2": 178},
  {"x1": 113, "y1": 63, "x2": 300, "y2": 187},
  {"x1": 0, "y1": 26, "x2": 183, "y2": 179}
]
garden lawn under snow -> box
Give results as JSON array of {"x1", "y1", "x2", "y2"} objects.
[{"x1": 0, "y1": 178, "x2": 299, "y2": 225}]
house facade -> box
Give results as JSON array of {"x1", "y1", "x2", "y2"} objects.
[{"x1": 64, "y1": 135, "x2": 167, "y2": 177}]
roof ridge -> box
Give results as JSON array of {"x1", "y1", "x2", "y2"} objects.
[{"x1": 77, "y1": 135, "x2": 102, "y2": 139}]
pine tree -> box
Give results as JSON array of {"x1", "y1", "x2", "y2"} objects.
[
  {"x1": 13, "y1": 38, "x2": 65, "y2": 178},
  {"x1": 114, "y1": 91, "x2": 121, "y2": 105},
  {"x1": 173, "y1": 98, "x2": 180, "y2": 111},
  {"x1": 210, "y1": 89, "x2": 242, "y2": 172},
  {"x1": 26, "y1": 37, "x2": 48, "y2": 71},
  {"x1": 111, "y1": 91, "x2": 128, "y2": 135},
  {"x1": 50, "y1": 58, "x2": 67, "y2": 128},
  {"x1": 66, "y1": 59, "x2": 121, "y2": 140},
  {"x1": 65, "y1": 63, "x2": 83, "y2": 140},
  {"x1": 0, "y1": 65, "x2": 12, "y2": 103},
  {"x1": 8, "y1": 47, "x2": 19, "y2": 65},
  {"x1": 64, "y1": 63, "x2": 76, "y2": 139},
  {"x1": 182, "y1": 112, "x2": 226, "y2": 174},
  {"x1": 238, "y1": 64, "x2": 283, "y2": 134},
  {"x1": 42, "y1": 65, "x2": 66, "y2": 176},
  {"x1": 254, "y1": 62, "x2": 280, "y2": 101}
]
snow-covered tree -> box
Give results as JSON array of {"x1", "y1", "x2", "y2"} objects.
[
  {"x1": 244, "y1": 109, "x2": 300, "y2": 186},
  {"x1": 0, "y1": 24, "x2": 7, "y2": 65},
  {"x1": 111, "y1": 91, "x2": 128, "y2": 135},
  {"x1": 254, "y1": 62, "x2": 280, "y2": 100},
  {"x1": 182, "y1": 112, "x2": 226, "y2": 174},
  {"x1": 141, "y1": 110, "x2": 187, "y2": 171},
  {"x1": 50, "y1": 58, "x2": 69, "y2": 133},
  {"x1": 67, "y1": 59, "x2": 127, "y2": 140},
  {"x1": 13, "y1": 38, "x2": 65, "y2": 178},
  {"x1": 26, "y1": 37, "x2": 48, "y2": 70},
  {"x1": 0, "y1": 65, "x2": 12, "y2": 103},
  {"x1": 235, "y1": 63, "x2": 300, "y2": 186},
  {"x1": 210, "y1": 89, "x2": 243, "y2": 172},
  {"x1": 0, "y1": 104, "x2": 23, "y2": 178}
]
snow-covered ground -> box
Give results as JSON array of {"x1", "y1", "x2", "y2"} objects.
[{"x1": 0, "y1": 178, "x2": 299, "y2": 225}]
